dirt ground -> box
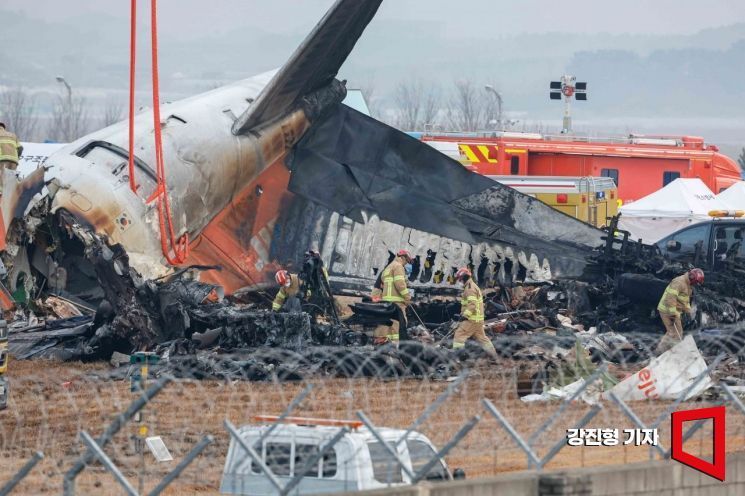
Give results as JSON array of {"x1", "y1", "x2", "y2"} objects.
[{"x1": 1, "y1": 358, "x2": 744, "y2": 495}]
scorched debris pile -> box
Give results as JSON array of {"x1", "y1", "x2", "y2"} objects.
[
  {"x1": 1, "y1": 0, "x2": 745, "y2": 385},
  {"x1": 7, "y1": 218, "x2": 745, "y2": 389}
]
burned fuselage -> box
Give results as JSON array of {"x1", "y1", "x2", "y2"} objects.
[
  {"x1": 1, "y1": 74, "x2": 314, "y2": 301},
  {"x1": 0, "y1": 0, "x2": 606, "y2": 320}
]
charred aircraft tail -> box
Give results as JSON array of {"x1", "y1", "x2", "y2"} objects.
[{"x1": 232, "y1": 0, "x2": 383, "y2": 134}]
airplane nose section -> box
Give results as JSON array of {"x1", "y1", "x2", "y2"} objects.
[{"x1": 43, "y1": 151, "x2": 171, "y2": 279}]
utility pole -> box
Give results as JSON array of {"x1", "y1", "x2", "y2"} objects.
[
  {"x1": 55, "y1": 76, "x2": 72, "y2": 140},
  {"x1": 563, "y1": 81, "x2": 573, "y2": 134},
  {"x1": 550, "y1": 75, "x2": 587, "y2": 134},
  {"x1": 484, "y1": 85, "x2": 503, "y2": 131}
]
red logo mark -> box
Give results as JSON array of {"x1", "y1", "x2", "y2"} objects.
[{"x1": 671, "y1": 406, "x2": 726, "y2": 481}]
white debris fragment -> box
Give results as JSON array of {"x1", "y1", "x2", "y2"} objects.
[
  {"x1": 603, "y1": 335, "x2": 712, "y2": 402},
  {"x1": 520, "y1": 378, "x2": 602, "y2": 404}
]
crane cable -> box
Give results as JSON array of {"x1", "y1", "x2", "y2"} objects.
[
  {"x1": 127, "y1": 0, "x2": 137, "y2": 193},
  {"x1": 129, "y1": 0, "x2": 189, "y2": 265}
]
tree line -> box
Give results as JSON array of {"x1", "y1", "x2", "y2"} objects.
[
  {"x1": 0, "y1": 87, "x2": 123, "y2": 142},
  {"x1": 362, "y1": 79, "x2": 511, "y2": 133},
  {"x1": 6, "y1": 80, "x2": 741, "y2": 166},
  {"x1": 1, "y1": 79, "x2": 513, "y2": 143}
]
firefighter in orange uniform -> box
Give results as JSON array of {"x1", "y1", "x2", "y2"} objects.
[
  {"x1": 272, "y1": 270, "x2": 304, "y2": 312},
  {"x1": 656, "y1": 268, "x2": 704, "y2": 353},
  {"x1": 452, "y1": 267, "x2": 497, "y2": 358},
  {"x1": 374, "y1": 250, "x2": 413, "y2": 345}
]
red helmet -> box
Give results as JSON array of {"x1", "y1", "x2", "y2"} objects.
[
  {"x1": 397, "y1": 249, "x2": 412, "y2": 261},
  {"x1": 455, "y1": 267, "x2": 472, "y2": 281},
  {"x1": 688, "y1": 268, "x2": 704, "y2": 286},
  {"x1": 275, "y1": 270, "x2": 290, "y2": 287}
]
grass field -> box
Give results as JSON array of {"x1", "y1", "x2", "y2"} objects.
[{"x1": 1, "y1": 358, "x2": 744, "y2": 494}]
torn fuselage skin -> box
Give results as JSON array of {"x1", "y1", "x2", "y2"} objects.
[
  {"x1": 0, "y1": 167, "x2": 47, "y2": 302},
  {"x1": 42, "y1": 74, "x2": 317, "y2": 280},
  {"x1": 2, "y1": 77, "x2": 596, "y2": 315},
  {"x1": 279, "y1": 104, "x2": 605, "y2": 294},
  {"x1": 0, "y1": 76, "x2": 347, "y2": 310},
  {"x1": 271, "y1": 196, "x2": 558, "y2": 295}
]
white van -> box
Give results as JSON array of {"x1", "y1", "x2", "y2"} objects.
[{"x1": 220, "y1": 417, "x2": 457, "y2": 495}]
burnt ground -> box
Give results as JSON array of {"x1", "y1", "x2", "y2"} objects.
[{"x1": 2, "y1": 359, "x2": 745, "y2": 495}]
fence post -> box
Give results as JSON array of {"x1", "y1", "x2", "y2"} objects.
[
  {"x1": 63, "y1": 376, "x2": 171, "y2": 496},
  {"x1": 356, "y1": 411, "x2": 416, "y2": 480},
  {"x1": 527, "y1": 364, "x2": 608, "y2": 446},
  {"x1": 410, "y1": 416, "x2": 480, "y2": 484},
  {"x1": 0, "y1": 451, "x2": 44, "y2": 496},
  {"x1": 279, "y1": 428, "x2": 348, "y2": 496},
  {"x1": 481, "y1": 399, "x2": 541, "y2": 466},
  {"x1": 537, "y1": 405, "x2": 601, "y2": 469},
  {"x1": 482, "y1": 398, "x2": 601, "y2": 470},
  {"x1": 721, "y1": 383, "x2": 745, "y2": 414},
  {"x1": 147, "y1": 435, "x2": 214, "y2": 496},
  {"x1": 231, "y1": 385, "x2": 314, "y2": 476},
  {"x1": 256, "y1": 385, "x2": 313, "y2": 446},
  {"x1": 224, "y1": 419, "x2": 284, "y2": 493},
  {"x1": 79, "y1": 431, "x2": 139, "y2": 496},
  {"x1": 395, "y1": 371, "x2": 468, "y2": 448},
  {"x1": 649, "y1": 354, "x2": 725, "y2": 430},
  {"x1": 608, "y1": 390, "x2": 711, "y2": 459}
]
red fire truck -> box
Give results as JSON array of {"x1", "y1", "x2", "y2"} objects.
[{"x1": 421, "y1": 133, "x2": 742, "y2": 204}]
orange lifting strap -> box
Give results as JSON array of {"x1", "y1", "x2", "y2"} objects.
[{"x1": 129, "y1": 0, "x2": 189, "y2": 265}]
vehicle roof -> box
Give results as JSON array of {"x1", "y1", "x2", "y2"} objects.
[
  {"x1": 656, "y1": 218, "x2": 745, "y2": 242},
  {"x1": 238, "y1": 423, "x2": 428, "y2": 443},
  {"x1": 421, "y1": 134, "x2": 737, "y2": 164},
  {"x1": 681, "y1": 218, "x2": 745, "y2": 225},
  {"x1": 709, "y1": 218, "x2": 745, "y2": 223}
]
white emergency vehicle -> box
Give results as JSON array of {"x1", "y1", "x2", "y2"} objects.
[{"x1": 220, "y1": 416, "x2": 460, "y2": 495}]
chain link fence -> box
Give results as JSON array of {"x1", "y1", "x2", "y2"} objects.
[{"x1": 1, "y1": 332, "x2": 745, "y2": 495}]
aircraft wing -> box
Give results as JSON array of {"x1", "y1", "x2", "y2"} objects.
[{"x1": 232, "y1": 0, "x2": 382, "y2": 134}]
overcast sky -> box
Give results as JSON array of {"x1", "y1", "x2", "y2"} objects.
[
  {"x1": 4, "y1": 0, "x2": 744, "y2": 153},
  {"x1": 5, "y1": 0, "x2": 745, "y2": 38}
]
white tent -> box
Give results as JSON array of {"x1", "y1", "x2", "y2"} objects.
[
  {"x1": 717, "y1": 181, "x2": 745, "y2": 210},
  {"x1": 618, "y1": 178, "x2": 728, "y2": 243}
]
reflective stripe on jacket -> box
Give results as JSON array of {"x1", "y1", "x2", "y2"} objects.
[
  {"x1": 381, "y1": 257, "x2": 411, "y2": 304},
  {"x1": 0, "y1": 129, "x2": 20, "y2": 163},
  {"x1": 657, "y1": 274, "x2": 692, "y2": 316},
  {"x1": 272, "y1": 274, "x2": 301, "y2": 311},
  {"x1": 460, "y1": 279, "x2": 484, "y2": 322}
]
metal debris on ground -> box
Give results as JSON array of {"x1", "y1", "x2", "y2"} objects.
[
  {"x1": 3, "y1": 0, "x2": 745, "y2": 389},
  {"x1": 6, "y1": 230, "x2": 745, "y2": 388}
]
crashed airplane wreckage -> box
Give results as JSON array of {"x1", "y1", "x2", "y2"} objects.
[
  {"x1": 4, "y1": 0, "x2": 741, "y2": 379},
  {"x1": 1, "y1": 1, "x2": 601, "y2": 336}
]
